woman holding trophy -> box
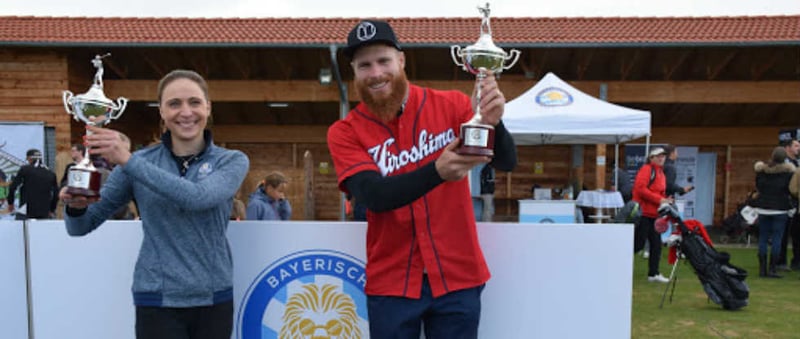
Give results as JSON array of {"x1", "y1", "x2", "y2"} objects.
[{"x1": 61, "y1": 69, "x2": 249, "y2": 338}]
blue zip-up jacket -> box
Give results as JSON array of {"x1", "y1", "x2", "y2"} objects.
[
  {"x1": 245, "y1": 186, "x2": 292, "y2": 220},
  {"x1": 64, "y1": 132, "x2": 249, "y2": 307}
]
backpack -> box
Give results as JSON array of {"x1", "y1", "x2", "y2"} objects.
[{"x1": 480, "y1": 165, "x2": 495, "y2": 195}]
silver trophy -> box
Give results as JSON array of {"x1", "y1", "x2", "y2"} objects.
[
  {"x1": 451, "y1": 3, "x2": 520, "y2": 156},
  {"x1": 62, "y1": 53, "x2": 128, "y2": 197}
]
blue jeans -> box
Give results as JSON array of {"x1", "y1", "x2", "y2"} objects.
[
  {"x1": 367, "y1": 275, "x2": 484, "y2": 339},
  {"x1": 758, "y1": 214, "x2": 788, "y2": 257}
]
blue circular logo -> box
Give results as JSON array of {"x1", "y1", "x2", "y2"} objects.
[
  {"x1": 536, "y1": 87, "x2": 573, "y2": 106},
  {"x1": 237, "y1": 250, "x2": 368, "y2": 338}
]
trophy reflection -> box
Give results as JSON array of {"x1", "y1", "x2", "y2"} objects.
[
  {"x1": 451, "y1": 3, "x2": 520, "y2": 156},
  {"x1": 62, "y1": 53, "x2": 128, "y2": 197}
]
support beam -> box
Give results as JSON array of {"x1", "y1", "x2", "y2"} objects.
[
  {"x1": 619, "y1": 49, "x2": 641, "y2": 81},
  {"x1": 104, "y1": 79, "x2": 800, "y2": 103},
  {"x1": 647, "y1": 127, "x2": 781, "y2": 146},
  {"x1": 662, "y1": 50, "x2": 691, "y2": 80},
  {"x1": 750, "y1": 53, "x2": 779, "y2": 80},
  {"x1": 706, "y1": 51, "x2": 737, "y2": 80},
  {"x1": 595, "y1": 144, "x2": 606, "y2": 190},
  {"x1": 212, "y1": 125, "x2": 328, "y2": 143},
  {"x1": 213, "y1": 125, "x2": 784, "y2": 146}
]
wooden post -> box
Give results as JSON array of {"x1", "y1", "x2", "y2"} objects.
[
  {"x1": 723, "y1": 145, "x2": 732, "y2": 219},
  {"x1": 596, "y1": 144, "x2": 607, "y2": 190},
  {"x1": 303, "y1": 150, "x2": 315, "y2": 220}
]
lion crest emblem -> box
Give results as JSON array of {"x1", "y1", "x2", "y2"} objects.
[{"x1": 279, "y1": 283, "x2": 363, "y2": 339}]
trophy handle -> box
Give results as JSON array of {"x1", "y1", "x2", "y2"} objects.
[
  {"x1": 503, "y1": 49, "x2": 521, "y2": 71},
  {"x1": 62, "y1": 91, "x2": 78, "y2": 120},
  {"x1": 450, "y1": 46, "x2": 466, "y2": 70},
  {"x1": 108, "y1": 97, "x2": 129, "y2": 122}
]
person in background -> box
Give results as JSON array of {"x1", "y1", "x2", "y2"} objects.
[
  {"x1": 246, "y1": 171, "x2": 292, "y2": 221},
  {"x1": 777, "y1": 132, "x2": 800, "y2": 271},
  {"x1": 60, "y1": 69, "x2": 250, "y2": 338},
  {"x1": 632, "y1": 147, "x2": 673, "y2": 283},
  {"x1": 230, "y1": 189, "x2": 246, "y2": 221},
  {"x1": 662, "y1": 144, "x2": 694, "y2": 198},
  {"x1": 60, "y1": 143, "x2": 87, "y2": 187},
  {"x1": 7, "y1": 149, "x2": 59, "y2": 220},
  {"x1": 327, "y1": 20, "x2": 517, "y2": 338},
  {"x1": 0, "y1": 168, "x2": 7, "y2": 209},
  {"x1": 751, "y1": 147, "x2": 795, "y2": 278},
  {"x1": 609, "y1": 165, "x2": 632, "y2": 203}
]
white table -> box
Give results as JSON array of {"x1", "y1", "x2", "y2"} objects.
[{"x1": 576, "y1": 190, "x2": 624, "y2": 223}]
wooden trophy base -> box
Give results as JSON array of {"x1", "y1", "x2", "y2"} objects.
[{"x1": 456, "y1": 122, "x2": 495, "y2": 157}]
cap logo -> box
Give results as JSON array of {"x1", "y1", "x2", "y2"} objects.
[{"x1": 356, "y1": 22, "x2": 377, "y2": 42}]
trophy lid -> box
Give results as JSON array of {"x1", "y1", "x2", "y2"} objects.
[
  {"x1": 463, "y1": 33, "x2": 507, "y2": 58},
  {"x1": 77, "y1": 85, "x2": 115, "y2": 106}
]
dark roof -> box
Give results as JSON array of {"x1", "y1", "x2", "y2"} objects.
[{"x1": 1, "y1": 15, "x2": 798, "y2": 47}]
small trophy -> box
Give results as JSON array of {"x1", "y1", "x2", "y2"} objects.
[
  {"x1": 62, "y1": 53, "x2": 128, "y2": 197},
  {"x1": 451, "y1": 3, "x2": 520, "y2": 156}
]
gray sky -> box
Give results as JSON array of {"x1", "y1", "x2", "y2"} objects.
[{"x1": 1, "y1": 0, "x2": 799, "y2": 18}]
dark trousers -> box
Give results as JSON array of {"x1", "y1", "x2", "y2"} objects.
[
  {"x1": 135, "y1": 301, "x2": 233, "y2": 339},
  {"x1": 367, "y1": 275, "x2": 484, "y2": 339},
  {"x1": 634, "y1": 216, "x2": 663, "y2": 277},
  {"x1": 777, "y1": 215, "x2": 800, "y2": 266}
]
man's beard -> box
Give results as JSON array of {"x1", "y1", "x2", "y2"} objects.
[{"x1": 356, "y1": 71, "x2": 408, "y2": 119}]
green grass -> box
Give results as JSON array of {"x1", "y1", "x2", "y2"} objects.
[{"x1": 632, "y1": 246, "x2": 800, "y2": 338}]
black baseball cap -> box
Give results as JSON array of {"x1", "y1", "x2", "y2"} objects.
[
  {"x1": 26, "y1": 149, "x2": 42, "y2": 157},
  {"x1": 344, "y1": 20, "x2": 402, "y2": 59}
]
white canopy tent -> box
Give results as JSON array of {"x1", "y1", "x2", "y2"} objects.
[{"x1": 503, "y1": 72, "x2": 652, "y2": 188}]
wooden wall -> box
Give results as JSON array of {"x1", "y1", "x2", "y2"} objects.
[
  {"x1": 0, "y1": 50, "x2": 71, "y2": 152},
  {"x1": 0, "y1": 50, "x2": 788, "y2": 226}
]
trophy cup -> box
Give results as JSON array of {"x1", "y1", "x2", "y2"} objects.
[
  {"x1": 62, "y1": 53, "x2": 128, "y2": 197},
  {"x1": 451, "y1": 3, "x2": 520, "y2": 156}
]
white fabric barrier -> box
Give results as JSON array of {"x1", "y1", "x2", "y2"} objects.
[
  {"x1": 27, "y1": 220, "x2": 141, "y2": 339},
  {"x1": 22, "y1": 220, "x2": 632, "y2": 339},
  {"x1": 0, "y1": 221, "x2": 29, "y2": 339},
  {"x1": 478, "y1": 223, "x2": 632, "y2": 338}
]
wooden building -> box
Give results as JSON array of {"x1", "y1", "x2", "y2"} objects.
[{"x1": 0, "y1": 16, "x2": 798, "y2": 224}]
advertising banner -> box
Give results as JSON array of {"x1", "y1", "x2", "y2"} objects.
[
  {"x1": 24, "y1": 220, "x2": 632, "y2": 339},
  {"x1": 0, "y1": 221, "x2": 28, "y2": 339}
]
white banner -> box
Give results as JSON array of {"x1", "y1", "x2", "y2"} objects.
[
  {"x1": 675, "y1": 146, "x2": 698, "y2": 218},
  {"x1": 0, "y1": 220, "x2": 29, "y2": 339},
  {"x1": 23, "y1": 220, "x2": 633, "y2": 339},
  {"x1": 27, "y1": 220, "x2": 140, "y2": 339}
]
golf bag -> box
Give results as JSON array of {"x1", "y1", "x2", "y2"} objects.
[{"x1": 659, "y1": 203, "x2": 749, "y2": 310}]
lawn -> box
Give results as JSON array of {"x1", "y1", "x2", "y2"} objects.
[{"x1": 632, "y1": 246, "x2": 800, "y2": 338}]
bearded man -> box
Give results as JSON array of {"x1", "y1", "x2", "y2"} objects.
[{"x1": 327, "y1": 20, "x2": 517, "y2": 339}]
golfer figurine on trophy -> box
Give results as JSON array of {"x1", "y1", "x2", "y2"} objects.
[
  {"x1": 62, "y1": 53, "x2": 128, "y2": 197},
  {"x1": 451, "y1": 3, "x2": 520, "y2": 156}
]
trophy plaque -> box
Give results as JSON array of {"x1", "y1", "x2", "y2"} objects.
[
  {"x1": 62, "y1": 53, "x2": 128, "y2": 197},
  {"x1": 451, "y1": 3, "x2": 520, "y2": 156}
]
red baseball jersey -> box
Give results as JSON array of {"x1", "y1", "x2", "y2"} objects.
[{"x1": 327, "y1": 84, "x2": 490, "y2": 298}]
